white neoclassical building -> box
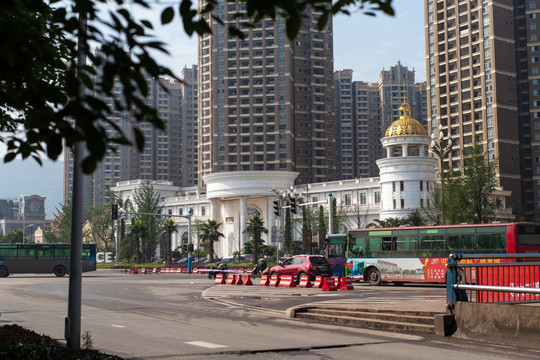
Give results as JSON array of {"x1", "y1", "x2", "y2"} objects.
[{"x1": 111, "y1": 102, "x2": 512, "y2": 258}]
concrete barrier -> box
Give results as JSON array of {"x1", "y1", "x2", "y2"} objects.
[
  {"x1": 259, "y1": 274, "x2": 270, "y2": 286},
  {"x1": 279, "y1": 275, "x2": 296, "y2": 288},
  {"x1": 298, "y1": 275, "x2": 312, "y2": 288},
  {"x1": 453, "y1": 301, "x2": 540, "y2": 349}
]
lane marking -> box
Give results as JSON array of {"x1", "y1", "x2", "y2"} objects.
[
  {"x1": 111, "y1": 324, "x2": 126, "y2": 328},
  {"x1": 185, "y1": 341, "x2": 228, "y2": 349}
]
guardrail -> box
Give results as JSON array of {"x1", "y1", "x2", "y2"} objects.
[{"x1": 446, "y1": 253, "x2": 540, "y2": 313}]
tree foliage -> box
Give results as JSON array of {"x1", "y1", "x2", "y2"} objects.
[
  {"x1": 428, "y1": 140, "x2": 501, "y2": 224},
  {"x1": 162, "y1": 219, "x2": 179, "y2": 265},
  {"x1": 243, "y1": 215, "x2": 268, "y2": 262},
  {"x1": 130, "y1": 182, "x2": 164, "y2": 263},
  {"x1": 196, "y1": 219, "x2": 224, "y2": 260},
  {"x1": 1, "y1": 0, "x2": 393, "y2": 171}
]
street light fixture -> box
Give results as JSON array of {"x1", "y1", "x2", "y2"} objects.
[{"x1": 431, "y1": 124, "x2": 452, "y2": 178}]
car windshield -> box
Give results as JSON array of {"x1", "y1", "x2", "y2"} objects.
[{"x1": 309, "y1": 257, "x2": 328, "y2": 265}]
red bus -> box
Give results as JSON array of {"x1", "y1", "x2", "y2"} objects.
[{"x1": 346, "y1": 222, "x2": 540, "y2": 285}]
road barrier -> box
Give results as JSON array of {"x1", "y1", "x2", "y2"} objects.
[
  {"x1": 259, "y1": 274, "x2": 270, "y2": 286},
  {"x1": 214, "y1": 273, "x2": 227, "y2": 284},
  {"x1": 243, "y1": 274, "x2": 253, "y2": 286},
  {"x1": 332, "y1": 276, "x2": 341, "y2": 288},
  {"x1": 322, "y1": 277, "x2": 337, "y2": 291},
  {"x1": 131, "y1": 267, "x2": 138, "y2": 275},
  {"x1": 298, "y1": 275, "x2": 312, "y2": 288},
  {"x1": 313, "y1": 276, "x2": 324, "y2": 288},
  {"x1": 339, "y1": 277, "x2": 354, "y2": 290},
  {"x1": 140, "y1": 268, "x2": 147, "y2": 274},
  {"x1": 279, "y1": 275, "x2": 296, "y2": 288},
  {"x1": 236, "y1": 274, "x2": 244, "y2": 285},
  {"x1": 152, "y1": 268, "x2": 159, "y2": 274},
  {"x1": 226, "y1": 274, "x2": 237, "y2": 285},
  {"x1": 269, "y1": 274, "x2": 280, "y2": 287}
]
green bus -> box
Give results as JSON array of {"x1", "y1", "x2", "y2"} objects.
[{"x1": 0, "y1": 243, "x2": 97, "y2": 277}]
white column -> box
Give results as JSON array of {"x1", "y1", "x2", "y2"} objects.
[
  {"x1": 402, "y1": 144, "x2": 408, "y2": 156},
  {"x1": 239, "y1": 196, "x2": 248, "y2": 247},
  {"x1": 267, "y1": 197, "x2": 275, "y2": 244},
  {"x1": 209, "y1": 198, "x2": 219, "y2": 220}
]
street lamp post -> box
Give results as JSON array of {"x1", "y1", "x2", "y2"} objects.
[{"x1": 430, "y1": 124, "x2": 453, "y2": 178}]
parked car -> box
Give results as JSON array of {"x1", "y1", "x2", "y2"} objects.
[{"x1": 268, "y1": 255, "x2": 331, "y2": 284}]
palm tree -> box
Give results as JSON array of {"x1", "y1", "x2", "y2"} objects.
[
  {"x1": 162, "y1": 219, "x2": 179, "y2": 265},
  {"x1": 129, "y1": 220, "x2": 147, "y2": 264},
  {"x1": 405, "y1": 209, "x2": 426, "y2": 226},
  {"x1": 368, "y1": 217, "x2": 406, "y2": 228},
  {"x1": 243, "y1": 215, "x2": 268, "y2": 262},
  {"x1": 198, "y1": 219, "x2": 224, "y2": 261}
]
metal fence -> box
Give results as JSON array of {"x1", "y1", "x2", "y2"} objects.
[{"x1": 446, "y1": 253, "x2": 540, "y2": 312}]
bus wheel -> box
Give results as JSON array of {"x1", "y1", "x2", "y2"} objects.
[
  {"x1": 367, "y1": 268, "x2": 382, "y2": 286},
  {"x1": 0, "y1": 266, "x2": 9, "y2": 277},
  {"x1": 53, "y1": 265, "x2": 67, "y2": 277}
]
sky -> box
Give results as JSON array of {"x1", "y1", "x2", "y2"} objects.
[{"x1": 0, "y1": 0, "x2": 425, "y2": 218}]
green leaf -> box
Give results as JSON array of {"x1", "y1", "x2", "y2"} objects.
[{"x1": 161, "y1": 7, "x2": 174, "y2": 25}]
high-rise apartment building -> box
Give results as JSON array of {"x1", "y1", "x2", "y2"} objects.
[
  {"x1": 425, "y1": 0, "x2": 537, "y2": 219},
  {"x1": 380, "y1": 61, "x2": 426, "y2": 132},
  {"x1": 355, "y1": 81, "x2": 383, "y2": 178},
  {"x1": 180, "y1": 65, "x2": 199, "y2": 187},
  {"x1": 197, "y1": 3, "x2": 336, "y2": 185},
  {"x1": 334, "y1": 64, "x2": 426, "y2": 179},
  {"x1": 334, "y1": 70, "x2": 354, "y2": 179},
  {"x1": 63, "y1": 74, "x2": 183, "y2": 207}
]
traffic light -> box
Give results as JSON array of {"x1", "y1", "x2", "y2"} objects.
[
  {"x1": 273, "y1": 199, "x2": 280, "y2": 216},
  {"x1": 188, "y1": 243, "x2": 194, "y2": 252},
  {"x1": 290, "y1": 197, "x2": 297, "y2": 214},
  {"x1": 111, "y1": 204, "x2": 118, "y2": 220}
]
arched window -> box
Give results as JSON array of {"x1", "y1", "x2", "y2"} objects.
[{"x1": 247, "y1": 207, "x2": 261, "y2": 218}]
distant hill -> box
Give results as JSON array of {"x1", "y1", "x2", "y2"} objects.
[{"x1": 0, "y1": 159, "x2": 63, "y2": 219}]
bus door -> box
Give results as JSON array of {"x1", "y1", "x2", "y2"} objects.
[{"x1": 325, "y1": 234, "x2": 347, "y2": 276}]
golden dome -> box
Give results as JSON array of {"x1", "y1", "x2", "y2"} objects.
[{"x1": 384, "y1": 102, "x2": 427, "y2": 137}]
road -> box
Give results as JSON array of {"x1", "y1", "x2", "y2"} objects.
[{"x1": 2, "y1": 270, "x2": 540, "y2": 359}]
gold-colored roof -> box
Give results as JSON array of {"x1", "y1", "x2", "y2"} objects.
[{"x1": 384, "y1": 102, "x2": 427, "y2": 137}]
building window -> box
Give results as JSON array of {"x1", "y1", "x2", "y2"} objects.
[
  {"x1": 360, "y1": 193, "x2": 367, "y2": 205},
  {"x1": 393, "y1": 199, "x2": 396, "y2": 209},
  {"x1": 401, "y1": 199, "x2": 405, "y2": 209},
  {"x1": 344, "y1": 194, "x2": 352, "y2": 205},
  {"x1": 374, "y1": 192, "x2": 381, "y2": 204},
  {"x1": 201, "y1": 207, "x2": 206, "y2": 216},
  {"x1": 420, "y1": 198, "x2": 424, "y2": 208},
  {"x1": 420, "y1": 181, "x2": 424, "y2": 191},
  {"x1": 400, "y1": 181, "x2": 404, "y2": 191}
]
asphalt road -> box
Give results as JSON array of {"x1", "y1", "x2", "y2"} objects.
[{"x1": 2, "y1": 270, "x2": 540, "y2": 359}]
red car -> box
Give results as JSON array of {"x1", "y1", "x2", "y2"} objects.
[{"x1": 269, "y1": 255, "x2": 331, "y2": 283}]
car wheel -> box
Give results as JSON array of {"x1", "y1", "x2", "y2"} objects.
[
  {"x1": 53, "y1": 265, "x2": 67, "y2": 277},
  {"x1": 0, "y1": 266, "x2": 9, "y2": 277},
  {"x1": 367, "y1": 268, "x2": 382, "y2": 286},
  {"x1": 296, "y1": 271, "x2": 306, "y2": 285}
]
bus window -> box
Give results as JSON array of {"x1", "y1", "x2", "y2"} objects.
[
  {"x1": 17, "y1": 247, "x2": 36, "y2": 259},
  {"x1": 0, "y1": 245, "x2": 17, "y2": 259},
  {"x1": 54, "y1": 246, "x2": 70, "y2": 260},
  {"x1": 349, "y1": 237, "x2": 367, "y2": 257},
  {"x1": 476, "y1": 234, "x2": 505, "y2": 253},
  {"x1": 37, "y1": 246, "x2": 55, "y2": 259},
  {"x1": 381, "y1": 237, "x2": 396, "y2": 251},
  {"x1": 419, "y1": 235, "x2": 445, "y2": 257},
  {"x1": 447, "y1": 234, "x2": 474, "y2": 251},
  {"x1": 517, "y1": 224, "x2": 540, "y2": 245},
  {"x1": 396, "y1": 236, "x2": 418, "y2": 256}
]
